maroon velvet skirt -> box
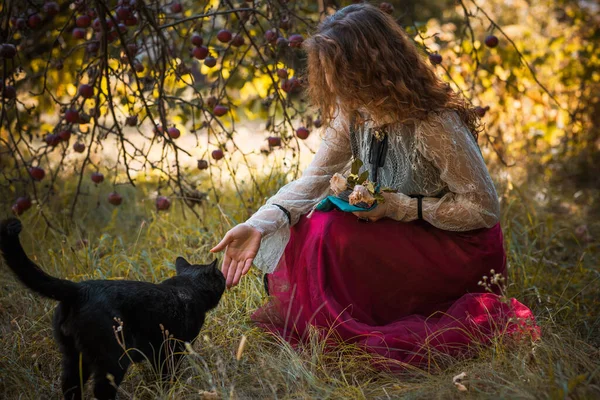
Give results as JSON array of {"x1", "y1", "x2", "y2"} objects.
[{"x1": 252, "y1": 211, "x2": 539, "y2": 370}]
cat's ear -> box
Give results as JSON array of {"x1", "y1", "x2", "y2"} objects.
[
  {"x1": 175, "y1": 257, "x2": 191, "y2": 274},
  {"x1": 210, "y1": 258, "x2": 219, "y2": 268}
]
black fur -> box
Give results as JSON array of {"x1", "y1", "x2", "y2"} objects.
[{"x1": 0, "y1": 218, "x2": 226, "y2": 400}]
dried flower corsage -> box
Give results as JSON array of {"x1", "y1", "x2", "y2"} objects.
[
  {"x1": 348, "y1": 184, "x2": 376, "y2": 207},
  {"x1": 328, "y1": 159, "x2": 393, "y2": 208}
]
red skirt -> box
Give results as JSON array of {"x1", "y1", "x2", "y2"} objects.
[{"x1": 252, "y1": 211, "x2": 539, "y2": 370}]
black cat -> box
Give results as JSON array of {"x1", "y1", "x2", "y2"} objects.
[{"x1": 0, "y1": 218, "x2": 226, "y2": 400}]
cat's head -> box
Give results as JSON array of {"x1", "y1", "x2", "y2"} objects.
[{"x1": 175, "y1": 257, "x2": 226, "y2": 307}]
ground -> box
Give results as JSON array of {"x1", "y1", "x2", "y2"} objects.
[{"x1": 0, "y1": 177, "x2": 598, "y2": 399}]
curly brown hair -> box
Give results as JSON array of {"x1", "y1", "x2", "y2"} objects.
[{"x1": 303, "y1": 3, "x2": 480, "y2": 138}]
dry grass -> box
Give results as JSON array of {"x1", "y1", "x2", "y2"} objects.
[{"x1": 0, "y1": 178, "x2": 599, "y2": 399}]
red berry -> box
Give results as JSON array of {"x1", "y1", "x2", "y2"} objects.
[
  {"x1": 108, "y1": 192, "x2": 123, "y2": 206},
  {"x1": 485, "y1": 35, "x2": 499, "y2": 48},
  {"x1": 281, "y1": 77, "x2": 299, "y2": 93},
  {"x1": 192, "y1": 46, "x2": 209, "y2": 60},
  {"x1": 197, "y1": 159, "x2": 209, "y2": 170},
  {"x1": 267, "y1": 136, "x2": 282, "y2": 147},
  {"x1": 78, "y1": 84, "x2": 94, "y2": 99},
  {"x1": 379, "y1": 2, "x2": 394, "y2": 14},
  {"x1": 281, "y1": 80, "x2": 292, "y2": 93},
  {"x1": 28, "y1": 14, "x2": 42, "y2": 29},
  {"x1": 76, "y1": 15, "x2": 91, "y2": 28},
  {"x1": 213, "y1": 105, "x2": 228, "y2": 117},
  {"x1": 156, "y1": 196, "x2": 171, "y2": 211},
  {"x1": 217, "y1": 29, "x2": 232, "y2": 43},
  {"x1": 206, "y1": 96, "x2": 218, "y2": 108},
  {"x1": 231, "y1": 34, "x2": 245, "y2": 47},
  {"x1": 44, "y1": 2, "x2": 60, "y2": 17},
  {"x1": 125, "y1": 115, "x2": 138, "y2": 126},
  {"x1": 58, "y1": 130, "x2": 71, "y2": 141},
  {"x1": 429, "y1": 53, "x2": 442, "y2": 65},
  {"x1": 124, "y1": 16, "x2": 138, "y2": 26},
  {"x1": 45, "y1": 134, "x2": 61, "y2": 147},
  {"x1": 276, "y1": 68, "x2": 288, "y2": 79},
  {"x1": 0, "y1": 44, "x2": 17, "y2": 59},
  {"x1": 14, "y1": 196, "x2": 32, "y2": 214},
  {"x1": 265, "y1": 30, "x2": 278, "y2": 43},
  {"x1": 211, "y1": 149, "x2": 224, "y2": 160},
  {"x1": 116, "y1": 6, "x2": 132, "y2": 21},
  {"x1": 170, "y1": 2, "x2": 182, "y2": 13},
  {"x1": 474, "y1": 106, "x2": 490, "y2": 117},
  {"x1": 92, "y1": 17, "x2": 102, "y2": 31},
  {"x1": 72, "y1": 28, "x2": 86, "y2": 40},
  {"x1": 65, "y1": 109, "x2": 80, "y2": 124},
  {"x1": 73, "y1": 142, "x2": 85, "y2": 153},
  {"x1": 296, "y1": 127, "x2": 309, "y2": 139},
  {"x1": 288, "y1": 34, "x2": 304, "y2": 48},
  {"x1": 86, "y1": 41, "x2": 100, "y2": 54},
  {"x1": 314, "y1": 118, "x2": 323, "y2": 128},
  {"x1": 29, "y1": 167, "x2": 46, "y2": 181},
  {"x1": 15, "y1": 18, "x2": 26, "y2": 30},
  {"x1": 191, "y1": 33, "x2": 203, "y2": 47},
  {"x1": 204, "y1": 56, "x2": 217, "y2": 68},
  {"x1": 91, "y1": 172, "x2": 104, "y2": 184},
  {"x1": 167, "y1": 127, "x2": 180, "y2": 139}
]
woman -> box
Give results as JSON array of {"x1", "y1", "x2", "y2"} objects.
[{"x1": 211, "y1": 4, "x2": 538, "y2": 369}]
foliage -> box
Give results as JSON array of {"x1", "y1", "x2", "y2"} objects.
[{"x1": 1, "y1": 0, "x2": 598, "y2": 221}]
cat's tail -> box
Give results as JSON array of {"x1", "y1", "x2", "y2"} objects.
[{"x1": 0, "y1": 218, "x2": 79, "y2": 301}]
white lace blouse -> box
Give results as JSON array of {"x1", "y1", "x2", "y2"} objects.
[{"x1": 243, "y1": 110, "x2": 500, "y2": 273}]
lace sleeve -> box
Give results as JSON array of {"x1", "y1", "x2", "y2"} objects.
[
  {"x1": 243, "y1": 113, "x2": 352, "y2": 272},
  {"x1": 384, "y1": 111, "x2": 500, "y2": 231}
]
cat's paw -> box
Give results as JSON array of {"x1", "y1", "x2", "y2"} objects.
[{"x1": 0, "y1": 218, "x2": 22, "y2": 237}]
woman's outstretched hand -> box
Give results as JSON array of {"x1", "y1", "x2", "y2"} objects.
[{"x1": 210, "y1": 224, "x2": 262, "y2": 289}]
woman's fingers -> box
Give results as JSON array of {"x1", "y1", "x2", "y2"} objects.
[
  {"x1": 221, "y1": 254, "x2": 232, "y2": 281},
  {"x1": 242, "y1": 258, "x2": 253, "y2": 275},
  {"x1": 225, "y1": 259, "x2": 238, "y2": 289},
  {"x1": 231, "y1": 260, "x2": 246, "y2": 288},
  {"x1": 210, "y1": 233, "x2": 231, "y2": 253}
]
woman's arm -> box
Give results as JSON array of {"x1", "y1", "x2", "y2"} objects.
[
  {"x1": 211, "y1": 112, "x2": 352, "y2": 286},
  {"x1": 384, "y1": 110, "x2": 500, "y2": 231},
  {"x1": 243, "y1": 113, "x2": 352, "y2": 237}
]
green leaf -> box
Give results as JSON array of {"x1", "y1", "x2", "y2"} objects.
[
  {"x1": 347, "y1": 174, "x2": 357, "y2": 186},
  {"x1": 351, "y1": 158, "x2": 363, "y2": 175},
  {"x1": 358, "y1": 170, "x2": 369, "y2": 185}
]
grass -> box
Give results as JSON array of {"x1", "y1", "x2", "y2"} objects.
[{"x1": 0, "y1": 175, "x2": 599, "y2": 399}]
